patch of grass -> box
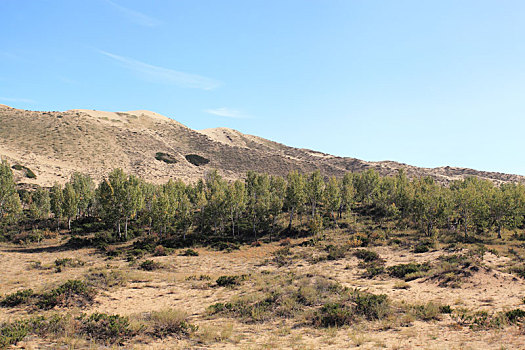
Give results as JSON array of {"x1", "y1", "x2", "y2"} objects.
[
  {"x1": 142, "y1": 309, "x2": 197, "y2": 337},
  {"x1": 185, "y1": 154, "x2": 210, "y2": 166},
  {"x1": 155, "y1": 152, "x2": 178, "y2": 164},
  {"x1": 85, "y1": 269, "x2": 128, "y2": 289},
  {"x1": 0, "y1": 289, "x2": 34, "y2": 307}
]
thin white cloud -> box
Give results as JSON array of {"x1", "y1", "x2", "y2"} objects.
[
  {"x1": 205, "y1": 107, "x2": 249, "y2": 119},
  {"x1": 0, "y1": 97, "x2": 35, "y2": 103},
  {"x1": 105, "y1": 0, "x2": 162, "y2": 27},
  {"x1": 99, "y1": 50, "x2": 221, "y2": 90}
]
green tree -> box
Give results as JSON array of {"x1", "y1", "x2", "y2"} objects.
[
  {"x1": 69, "y1": 172, "x2": 95, "y2": 218},
  {"x1": 306, "y1": 170, "x2": 324, "y2": 219},
  {"x1": 0, "y1": 159, "x2": 22, "y2": 224},
  {"x1": 29, "y1": 187, "x2": 51, "y2": 227},
  {"x1": 225, "y1": 179, "x2": 246, "y2": 236},
  {"x1": 50, "y1": 183, "x2": 64, "y2": 230},
  {"x1": 285, "y1": 171, "x2": 305, "y2": 230},
  {"x1": 268, "y1": 175, "x2": 286, "y2": 238},
  {"x1": 63, "y1": 182, "x2": 79, "y2": 232},
  {"x1": 339, "y1": 172, "x2": 355, "y2": 219},
  {"x1": 324, "y1": 176, "x2": 341, "y2": 226}
]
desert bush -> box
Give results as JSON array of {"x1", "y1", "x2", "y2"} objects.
[
  {"x1": 85, "y1": 269, "x2": 128, "y2": 289},
  {"x1": 54, "y1": 258, "x2": 84, "y2": 272},
  {"x1": 139, "y1": 260, "x2": 161, "y2": 271},
  {"x1": 143, "y1": 309, "x2": 197, "y2": 337},
  {"x1": 405, "y1": 302, "x2": 442, "y2": 321},
  {"x1": 38, "y1": 280, "x2": 95, "y2": 309},
  {"x1": 353, "y1": 249, "x2": 380, "y2": 262},
  {"x1": 325, "y1": 244, "x2": 347, "y2": 260},
  {"x1": 413, "y1": 240, "x2": 434, "y2": 253},
  {"x1": 388, "y1": 263, "x2": 431, "y2": 281},
  {"x1": 505, "y1": 309, "x2": 525, "y2": 324},
  {"x1": 0, "y1": 289, "x2": 34, "y2": 307},
  {"x1": 351, "y1": 289, "x2": 390, "y2": 320},
  {"x1": 311, "y1": 303, "x2": 354, "y2": 327},
  {"x1": 216, "y1": 275, "x2": 246, "y2": 287},
  {"x1": 0, "y1": 319, "x2": 29, "y2": 348},
  {"x1": 180, "y1": 248, "x2": 199, "y2": 256},
  {"x1": 78, "y1": 312, "x2": 134, "y2": 345}
]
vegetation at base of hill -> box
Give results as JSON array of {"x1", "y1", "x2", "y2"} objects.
[{"x1": 2, "y1": 158, "x2": 525, "y2": 258}]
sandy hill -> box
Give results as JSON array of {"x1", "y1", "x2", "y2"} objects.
[{"x1": 0, "y1": 104, "x2": 522, "y2": 186}]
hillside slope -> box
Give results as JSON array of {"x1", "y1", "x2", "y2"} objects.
[{"x1": 0, "y1": 104, "x2": 522, "y2": 186}]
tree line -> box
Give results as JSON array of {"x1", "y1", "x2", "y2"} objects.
[{"x1": 1, "y1": 159, "x2": 525, "y2": 241}]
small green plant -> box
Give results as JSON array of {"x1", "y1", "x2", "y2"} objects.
[
  {"x1": 351, "y1": 289, "x2": 390, "y2": 320},
  {"x1": 311, "y1": 303, "x2": 354, "y2": 327},
  {"x1": 139, "y1": 260, "x2": 161, "y2": 271},
  {"x1": 38, "y1": 280, "x2": 95, "y2": 309},
  {"x1": 78, "y1": 312, "x2": 134, "y2": 345},
  {"x1": 216, "y1": 275, "x2": 245, "y2": 287},
  {"x1": 353, "y1": 249, "x2": 380, "y2": 262},
  {"x1": 388, "y1": 263, "x2": 431, "y2": 281},
  {"x1": 0, "y1": 289, "x2": 34, "y2": 307},
  {"x1": 180, "y1": 248, "x2": 199, "y2": 257}
]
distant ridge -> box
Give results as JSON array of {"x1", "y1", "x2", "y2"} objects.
[{"x1": 0, "y1": 104, "x2": 523, "y2": 186}]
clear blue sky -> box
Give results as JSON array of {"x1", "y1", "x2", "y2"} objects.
[{"x1": 2, "y1": 1, "x2": 525, "y2": 175}]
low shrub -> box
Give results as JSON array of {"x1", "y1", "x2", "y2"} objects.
[
  {"x1": 311, "y1": 303, "x2": 354, "y2": 327},
  {"x1": 38, "y1": 280, "x2": 96, "y2": 309},
  {"x1": 351, "y1": 289, "x2": 390, "y2": 320},
  {"x1": 353, "y1": 249, "x2": 380, "y2": 262},
  {"x1": 143, "y1": 309, "x2": 197, "y2": 337},
  {"x1": 216, "y1": 275, "x2": 246, "y2": 287},
  {"x1": 139, "y1": 260, "x2": 161, "y2": 271},
  {"x1": 78, "y1": 313, "x2": 134, "y2": 345},
  {"x1": 180, "y1": 248, "x2": 199, "y2": 257},
  {"x1": 0, "y1": 319, "x2": 29, "y2": 348},
  {"x1": 325, "y1": 244, "x2": 347, "y2": 261},
  {"x1": 0, "y1": 289, "x2": 34, "y2": 307},
  {"x1": 388, "y1": 263, "x2": 431, "y2": 281}
]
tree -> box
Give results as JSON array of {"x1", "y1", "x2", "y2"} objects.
[
  {"x1": 339, "y1": 172, "x2": 355, "y2": 219},
  {"x1": 96, "y1": 168, "x2": 127, "y2": 238},
  {"x1": 0, "y1": 159, "x2": 21, "y2": 224},
  {"x1": 354, "y1": 169, "x2": 380, "y2": 205},
  {"x1": 246, "y1": 171, "x2": 270, "y2": 239},
  {"x1": 29, "y1": 187, "x2": 50, "y2": 227},
  {"x1": 285, "y1": 171, "x2": 305, "y2": 230},
  {"x1": 324, "y1": 176, "x2": 341, "y2": 226},
  {"x1": 306, "y1": 170, "x2": 324, "y2": 219},
  {"x1": 69, "y1": 172, "x2": 95, "y2": 218},
  {"x1": 62, "y1": 182, "x2": 79, "y2": 232},
  {"x1": 268, "y1": 176, "x2": 286, "y2": 238},
  {"x1": 411, "y1": 177, "x2": 451, "y2": 236},
  {"x1": 225, "y1": 180, "x2": 246, "y2": 237},
  {"x1": 122, "y1": 175, "x2": 144, "y2": 239},
  {"x1": 50, "y1": 183, "x2": 64, "y2": 230},
  {"x1": 451, "y1": 177, "x2": 491, "y2": 240}
]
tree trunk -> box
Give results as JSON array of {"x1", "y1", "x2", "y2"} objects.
[
  {"x1": 117, "y1": 220, "x2": 121, "y2": 239},
  {"x1": 68, "y1": 217, "x2": 71, "y2": 232},
  {"x1": 124, "y1": 217, "x2": 128, "y2": 241},
  {"x1": 497, "y1": 225, "x2": 502, "y2": 239},
  {"x1": 288, "y1": 207, "x2": 295, "y2": 231}
]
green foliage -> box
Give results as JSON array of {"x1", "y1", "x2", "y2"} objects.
[
  {"x1": 180, "y1": 248, "x2": 199, "y2": 256},
  {"x1": 12, "y1": 164, "x2": 36, "y2": 179},
  {"x1": 353, "y1": 249, "x2": 380, "y2": 262},
  {"x1": 0, "y1": 159, "x2": 22, "y2": 224},
  {"x1": 0, "y1": 289, "x2": 34, "y2": 307},
  {"x1": 387, "y1": 263, "x2": 431, "y2": 280},
  {"x1": 139, "y1": 259, "x2": 161, "y2": 271},
  {"x1": 0, "y1": 319, "x2": 29, "y2": 348},
  {"x1": 216, "y1": 275, "x2": 245, "y2": 287},
  {"x1": 38, "y1": 280, "x2": 95, "y2": 309},
  {"x1": 185, "y1": 154, "x2": 210, "y2": 166},
  {"x1": 311, "y1": 303, "x2": 354, "y2": 327},
  {"x1": 351, "y1": 289, "x2": 390, "y2": 320},
  {"x1": 78, "y1": 312, "x2": 134, "y2": 344}
]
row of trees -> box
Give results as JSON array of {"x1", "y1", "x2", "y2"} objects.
[{"x1": 2, "y1": 158, "x2": 525, "y2": 241}]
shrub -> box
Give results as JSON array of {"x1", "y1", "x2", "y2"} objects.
[
  {"x1": 144, "y1": 309, "x2": 197, "y2": 337},
  {"x1": 325, "y1": 244, "x2": 347, "y2": 260},
  {"x1": 185, "y1": 154, "x2": 210, "y2": 166},
  {"x1": 85, "y1": 269, "x2": 128, "y2": 289},
  {"x1": 0, "y1": 289, "x2": 34, "y2": 307},
  {"x1": 505, "y1": 309, "x2": 525, "y2": 323},
  {"x1": 139, "y1": 260, "x2": 161, "y2": 271},
  {"x1": 351, "y1": 290, "x2": 390, "y2": 320},
  {"x1": 38, "y1": 280, "x2": 95, "y2": 309},
  {"x1": 311, "y1": 303, "x2": 354, "y2": 327},
  {"x1": 78, "y1": 313, "x2": 134, "y2": 345},
  {"x1": 353, "y1": 249, "x2": 380, "y2": 262},
  {"x1": 155, "y1": 152, "x2": 178, "y2": 164},
  {"x1": 54, "y1": 258, "x2": 84, "y2": 268},
  {"x1": 388, "y1": 263, "x2": 431, "y2": 281},
  {"x1": 153, "y1": 245, "x2": 167, "y2": 256},
  {"x1": 0, "y1": 320, "x2": 29, "y2": 348},
  {"x1": 216, "y1": 275, "x2": 245, "y2": 287},
  {"x1": 180, "y1": 248, "x2": 199, "y2": 257}
]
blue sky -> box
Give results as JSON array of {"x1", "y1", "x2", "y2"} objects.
[{"x1": 2, "y1": 1, "x2": 525, "y2": 175}]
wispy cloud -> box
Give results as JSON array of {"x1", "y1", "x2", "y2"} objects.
[
  {"x1": 105, "y1": 0, "x2": 162, "y2": 27},
  {"x1": 99, "y1": 50, "x2": 221, "y2": 90},
  {"x1": 0, "y1": 97, "x2": 35, "y2": 104},
  {"x1": 205, "y1": 107, "x2": 250, "y2": 119}
]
